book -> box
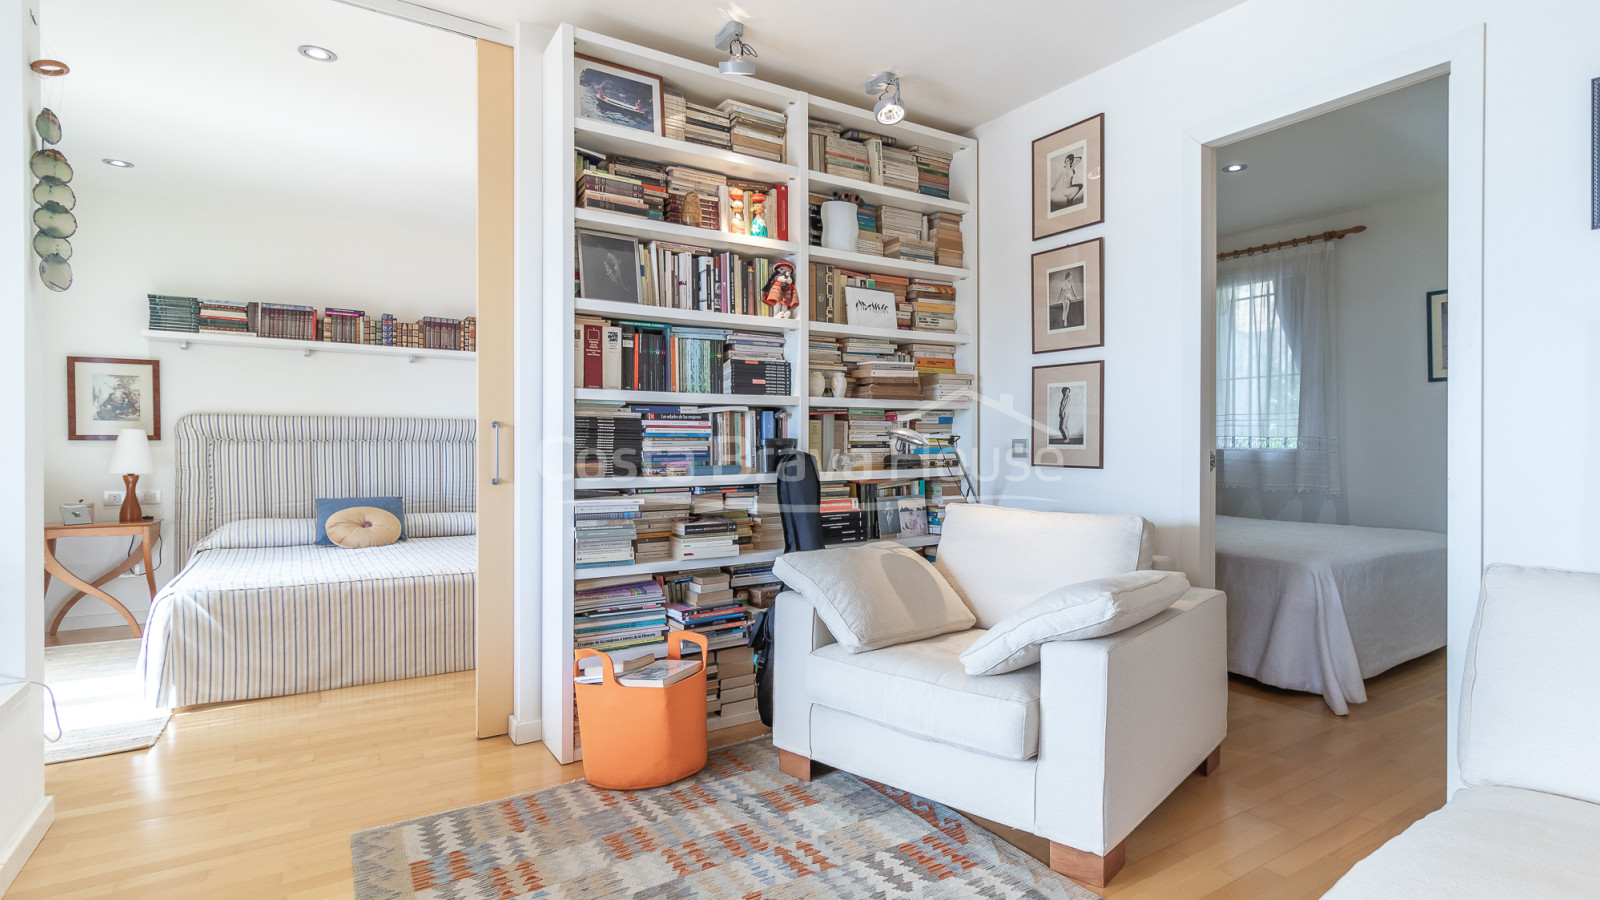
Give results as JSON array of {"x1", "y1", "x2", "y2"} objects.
[
  {"x1": 574, "y1": 653, "x2": 657, "y2": 683},
  {"x1": 615, "y1": 659, "x2": 702, "y2": 687}
]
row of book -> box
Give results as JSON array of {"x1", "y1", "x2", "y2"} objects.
[
  {"x1": 574, "y1": 315, "x2": 791, "y2": 396},
  {"x1": 578, "y1": 238, "x2": 787, "y2": 317},
  {"x1": 806, "y1": 120, "x2": 955, "y2": 200},
  {"x1": 660, "y1": 91, "x2": 787, "y2": 164},
  {"x1": 804, "y1": 194, "x2": 964, "y2": 268},
  {"x1": 808, "y1": 265, "x2": 957, "y2": 332},
  {"x1": 817, "y1": 476, "x2": 965, "y2": 544},
  {"x1": 147, "y1": 295, "x2": 477, "y2": 351},
  {"x1": 575, "y1": 151, "x2": 790, "y2": 241},
  {"x1": 573, "y1": 482, "x2": 785, "y2": 569},
  {"x1": 808, "y1": 407, "x2": 957, "y2": 472},
  {"x1": 574, "y1": 400, "x2": 790, "y2": 478}
]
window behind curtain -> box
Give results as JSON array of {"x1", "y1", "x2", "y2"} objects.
[{"x1": 1216, "y1": 277, "x2": 1301, "y2": 450}]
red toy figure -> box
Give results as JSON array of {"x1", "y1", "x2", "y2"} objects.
[{"x1": 761, "y1": 260, "x2": 798, "y2": 318}]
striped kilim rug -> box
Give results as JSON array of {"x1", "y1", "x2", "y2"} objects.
[{"x1": 351, "y1": 737, "x2": 1099, "y2": 899}]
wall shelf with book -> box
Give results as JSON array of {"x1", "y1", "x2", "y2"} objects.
[
  {"x1": 543, "y1": 24, "x2": 978, "y2": 765},
  {"x1": 142, "y1": 329, "x2": 474, "y2": 361}
]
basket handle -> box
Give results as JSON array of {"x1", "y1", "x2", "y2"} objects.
[
  {"x1": 668, "y1": 630, "x2": 709, "y2": 661},
  {"x1": 574, "y1": 648, "x2": 620, "y2": 687}
]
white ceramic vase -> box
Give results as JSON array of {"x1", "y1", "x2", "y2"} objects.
[
  {"x1": 820, "y1": 200, "x2": 860, "y2": 251},
  {"x1": 808, "y1": 371, "x2": 825, "y2": 397}
]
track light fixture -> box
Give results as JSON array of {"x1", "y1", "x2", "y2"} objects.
[
  {"x1": 714, "y1": 21, "x2": 758, "y2": 76},
  {"x1": 865, "y1": 71, "x2": 905, "y2": 125}
]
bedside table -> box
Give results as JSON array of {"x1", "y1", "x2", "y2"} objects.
[{"x1": 44, "y1": 517, "x2": 162, "y2": 637}]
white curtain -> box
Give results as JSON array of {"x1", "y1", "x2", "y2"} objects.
[{"x1": 1215, "y1": 241, "x2": 1343, "y2": 495}]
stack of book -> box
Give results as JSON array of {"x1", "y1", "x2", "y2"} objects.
[
  {"x1": 904, "y1": 342, "x2": 956, "y2": 375},
  {"x1": 320, "y1": 308, "x2": 367, "y2": 343},
  {"x1": 902, "y1": 412, "x2": 957, "y2": 465},
  {"x1": 670, "y1": 516, "x2": 740, "y2": 561},
  {"x1": 640, "y1": 408, "x2": 710, "y2": 474},
  {"x1": 631, "y1": 489, "x2": 693, "y2": 563},
  {"x1": 806, "y1": 119, "x2": 842, "y2": 171},
  {"x1": 727, "y1": 560, "x2": 782, "y2": 607},
  {"x1": 927, "y1": 212, "x2": 964, "y2": 268},
  {"x1": 664, "y1": 166, "x2": 727, "y2": 229},
  {"x1": 719, "y1": 100, "x2": 786, "y2": 162},
  {"x1": 819, "y1": 483, "x2": 868, "y2": 543},
  {"x1": 841, "y1": 337, "x2": 899, "y2": 366},
  {"x1": 808, "y1": 264, "x2": 913, "y2": 327},
  {"x1": 908, "y1": 280, "x2": 957, "y2": 332},
  {"x1": 148, "y1": 294, "x2": 200, "y2": 332},
  {"x1": 723, "y1": 331, "x2": 791, "y2": 397},
  {"x1": 198, "y1": 299, "x2": 250, "y2": 334},
  {"x1": 710, "y1": 646, "x2": 758, "y2": 718},
  {"x1": 921, "y1": 372, "x2": 975, "y2": 401},
  {"x1": 879, "y1": 206, "x2": 922, "y2": 243},
  {"x1": 913, "y1": 146, "x2": 954, "y2": 199},
  {"x1": 607, "y1": 157, "x2": 669, "y2": 218},
  {"x1": 883, "y1": 236, "x2": 937, "y2": 264},
  {"x1": 927, "y1": 476, "x2": 967, "y2": 533},
  {"x1": 683, "y1": 102, "x2": 731, "y2": 150},
  {"x1": 662, "y1": 88, "x2": 687, "y2": 141},
  {"x1": 850, "y1": 360, "x2": 921, "y2": 401},
  {"x1": 881, "y1": 144, "x2": 920, "y2": 192},
  {"x1": 808, "y1": 335, "x2": 845, "y2": 384},
  {"x1": 258, "y1": 303, "x2": 317, "y2": 341},
  {"x1": 577, "y1": 169, "x2": 653, "y2": 219},
  {"x1": 665, "y1": 570, "x2": 748, "y2": 647},
  {"x1": 574, "y1": 401, "x2": 644, "y2": 478},
  {"x1": 459, "y1": 316, "x2": 478, "y2": 351},
  {"x1": 573, "y1": 575, "x2": 668, "y2": 655},
  {"x1": 823, "y1": 133, "x2": 870, "y2": 182},
  {"x1": 573, "y1": 493, "x2": 641, "y2": 569}
]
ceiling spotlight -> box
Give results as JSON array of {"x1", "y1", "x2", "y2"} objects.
[
  {"x1": 865, "y1": 71, "x2": 904, "y2": 125},
  {"x1": 1222, "y1": 163, "x2": 1248, "y2": 173},
  {"x1": 298, "y1": 44, "x2": 337, "y2": 62},
  {"x1": 102, "y1": 158, "x2": 134, "y2": 168},
  {"x1": 713, "y1": 21, "x2": 757, "y2": 76}
]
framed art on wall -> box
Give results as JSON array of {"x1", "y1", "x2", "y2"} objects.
[
  {"x1": 576, "y1": 230, "x2": 643, "y2": 304},
  {"x1": 1426, "y1": 289, "x2": 1448, "y2": 382},
  {"x1": 1032, "y1": 238, "x2": 1104, "y2": 353},
  {"x1": 1032, "y1": 113, "x2": 1104, "y2": 240},
  {"x1": 1031, "y1": 360, "x2": 1104, "y2": 468},
  {"x1": 575, "y1": 54, "x2": 663, "y2": 136},
  {"x1": 67, "y1": 356, "x2": 160, "y2": 441}
]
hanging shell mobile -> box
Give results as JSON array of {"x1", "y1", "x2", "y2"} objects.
[{"x1": 32, "y1": 107, "x2": 73, "y2": 291}]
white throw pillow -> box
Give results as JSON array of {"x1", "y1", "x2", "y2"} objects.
[
  {"x1": 774, "y1": 542, "x2": 975, "y2": 653},
  {"x1": 960, "y1": 570, "x2": 1191, "y2": 675}
]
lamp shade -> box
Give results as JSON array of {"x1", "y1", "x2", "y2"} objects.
[{"x1": 106, "y1": 428, "x2": 154, "y2": 475}]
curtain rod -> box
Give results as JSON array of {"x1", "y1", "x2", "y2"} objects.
[{"x1": 1217, "y1": 225, "x2": 1367, "y2": 261}]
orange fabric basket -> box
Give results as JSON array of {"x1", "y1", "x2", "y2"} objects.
[{"x1": 574, "y1": 630, "x2": 710, "y2": 790}]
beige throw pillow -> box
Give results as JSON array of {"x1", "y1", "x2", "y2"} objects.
[
  {"x1": 773, "y1": 542, "x2": 975, "y2": 653},
  {"x1": 325, "y1": 506, "x2": 403, "y2": 549}
]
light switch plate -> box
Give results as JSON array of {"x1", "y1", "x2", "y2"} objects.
[
  {"x1": 137, "y1": 489, "x2": 161, "y2": 504},
  {"x1": 1010, "y1": 439, "x2": 1028, "y2": 460}
]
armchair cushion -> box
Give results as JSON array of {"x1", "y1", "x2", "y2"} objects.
[
  {"x1": 808, "y1": 630, "x2": 1042, "y2": 760},
  {"x1": 773, "y1": 542, "x2": 975, "y2": 653},
  {"x1": 960, "y1": 571, "x2": 1191, "y2": 675}
]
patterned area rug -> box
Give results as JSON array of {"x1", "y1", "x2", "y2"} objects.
[
  {"x1": 352, "y1": 737, "x2": 1099, "y2": 899},
  {"x1": 43, "y1": 639, "x2": 171, "y2": 764}
]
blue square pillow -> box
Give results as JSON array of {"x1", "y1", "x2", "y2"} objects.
[{"x1": 315, "y1": 497, "x2": 405, "y2": 545}]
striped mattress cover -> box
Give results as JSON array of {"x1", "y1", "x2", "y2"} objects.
[{"x1": 140, "y1": 516, "x2": 477, "y2": 708}]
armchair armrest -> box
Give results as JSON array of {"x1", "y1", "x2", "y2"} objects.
[
  {"x1": 1033, "y1": 588, "x2": 1227, "y2": 854},
  {"x1": 772, "y1": 590, "x2": 836, "y2": 756}
]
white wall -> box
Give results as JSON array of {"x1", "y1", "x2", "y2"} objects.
[
  {"x1": 40, "y1": 186, "x2": 476, "y2": 630},
  {"x1": 1216, "y1": 191, "x2": 1448, "y2": 532},
  {"x1": 973, "y1": 0, "x2": 1600, "y2": 791}
]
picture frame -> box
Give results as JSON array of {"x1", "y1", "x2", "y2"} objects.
[
  {"x1": 1426, "y1": 289, "x2": 1448, "y2": 382},
  {"x1": 1031, "y1": 237, "x2": 1104, "y2": 353},
  {"x1": 1032, "y1": 113, "x2": 1104, "y2": 240},
  {"x1": 843, "y1": 286, "x2": 897, "y2": 330},
  {"x1": 1591, "y1": 77, "x2": 1598, "y2": 229},
  {"x1": 1031, "y1": 360, "x2": 1104, "y2": 468},
  {"x1": 67, "y1": 356, "x2": 160, "y2": 441},
  {"x1": 574, "y1": 53, "x2": 663, "y2": 136},
  {"x1": 576, "y1": 230, "x2": 643, "y2": 304}
]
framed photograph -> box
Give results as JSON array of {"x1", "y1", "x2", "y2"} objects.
[
  {"x1": 1032, "y1": 238, "x2": 1104, "y2": 353},
  {"x1": 1426, "y1": 289, "x2": 1448, "y2": 382},
  {"x1": 1032, "y1": 113, "x2": 1104, "y2": 240},
  {"x1": 67, "y1": 356, "x2": 160, "y2": 441},
  {"x1": 843, "y1": 286, "x2": 897, "y2": 330},
  {"x1": 576, "y1": 230, "x2": 643, "y2": 304},
  {"x1": 1032, "y1": 361, "x2": 1104, "y2": 468},
  {"x1": 575, "y1": 53, "x2": 663, "y2": 136}
]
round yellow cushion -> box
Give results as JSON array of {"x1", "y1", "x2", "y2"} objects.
[{"x1": 324, "y1": 506, "x2": 402, "y2": 548}]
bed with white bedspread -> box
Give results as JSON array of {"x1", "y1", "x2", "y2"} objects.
[
  {"x1": 139, "y1": 414, "x2": 477, "y2": 707},
  {"x1": 1216, "y1": 515, "x2": 1446, "y2": 715}
]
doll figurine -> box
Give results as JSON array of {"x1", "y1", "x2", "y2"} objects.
[
  {"x1": 748, "y1": 192, "x2": 768, "y2": 238},
  {"x1": 761, "y1": 260, "x2": 798, "y2": 319}
]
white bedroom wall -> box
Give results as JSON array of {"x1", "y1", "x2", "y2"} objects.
[
  {"x1": 39, "y1": 185, "x2": 476, "y2": 631},
  {"x1": 1216, "y1": 191, "x2": 1448, "y2": 532},
  {"x1": 972, "y1": 0, "x2": 1600, "y2": 791}
]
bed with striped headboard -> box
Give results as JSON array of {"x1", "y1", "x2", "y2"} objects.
[{"x1": 140, "y1": 413, "x2": 478, "y2": 708}]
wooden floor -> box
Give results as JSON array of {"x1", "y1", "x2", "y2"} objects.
[{"x1": 14, "y1": 630, "x2": 1444, "y2": 899}]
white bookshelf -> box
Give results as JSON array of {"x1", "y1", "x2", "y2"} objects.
[
  {"x1": 542, "y1": 25, "x2": 978, "y2": 765},
  {"x1": 142, "y1": 329, "x2": 473, "y2": 361}
]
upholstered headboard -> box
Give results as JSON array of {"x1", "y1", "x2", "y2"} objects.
[{"x1": 172, "y1": 413, "x2": 476, "y2": 567}]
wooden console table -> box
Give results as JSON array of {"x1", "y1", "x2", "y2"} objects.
[{"x1": 44, "y1": 517, "x2": 161, "y2": 637}]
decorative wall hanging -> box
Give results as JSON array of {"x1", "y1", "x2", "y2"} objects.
[
  {"x1": 1031, "y1": 237, "x2": 1104, "y2": 353},
  {"x1": 30, "y1": 64, "x2": 75, "y2": 294},
  {"x1": 1031, "y1": 360, "x2": 1104, "y2": 468},
  {"x1": 67, "y1": 356, "x2": 161, "y2": 441},
  {"x1": 1032, "y1": 113, "x2": 1104, "y2": 240}
]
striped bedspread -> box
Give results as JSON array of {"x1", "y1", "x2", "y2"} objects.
[{"x1": 139, "y1": 534, "x2": 476, "y2": 707}]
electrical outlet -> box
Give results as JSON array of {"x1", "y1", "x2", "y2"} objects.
[
  {"x1": 103, "y1": 490, "x2": 125, "y2": 506},
  {"x1": 137, "y1": 489, "x2": 161, "y2": 505}
]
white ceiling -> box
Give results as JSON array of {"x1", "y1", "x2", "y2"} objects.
[
  {"x1": 1216, "y1": 76, "x2": 1449, "y2": 236},
  {"x1": 40, "y1": 0, "x2": 477, "y2": 229}
]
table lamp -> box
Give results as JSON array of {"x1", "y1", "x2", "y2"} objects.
[{"x1": 107, "y1": 428, "x2": 153, "y2": 522}]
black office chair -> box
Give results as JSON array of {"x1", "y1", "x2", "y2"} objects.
[{"x1": 752, "y1": 448, "x2": 823, "y2": 726}]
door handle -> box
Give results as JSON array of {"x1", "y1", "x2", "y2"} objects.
[{"x1": 491, "y1": 420, "x2": 503, "y2": 485}]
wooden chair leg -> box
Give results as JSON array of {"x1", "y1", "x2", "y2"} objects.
[
  {"x1": 777, "y1": 749, "x2": 816, "y2": 782},
  {"x1": 1049, "y1": 839, "x2": 1126, "y2": 887},
  {"x1": 1196, "y1": 743, "x2": 1222, "y2": 777}
]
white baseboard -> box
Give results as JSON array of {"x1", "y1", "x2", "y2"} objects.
[
  {"x1": 506, "y1": 714, "x2": 543, "y2": 745},
  {"x1": 0, "y1": 796, "x2": 54, "y2": 897}
]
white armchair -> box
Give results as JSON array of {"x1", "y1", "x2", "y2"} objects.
[{"x1": 773, "y1": 504, "x2": 1228, "y2": 886}]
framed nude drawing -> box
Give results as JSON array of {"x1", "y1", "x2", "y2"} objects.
[
  {"x1": 1032, "y1": 113, "x2": 1104, "y2": 240},
  {"x1": 1031, "y1": 361, "x2": 1103, "y2": 469},
  {"x1": 1032, "y1": 238, "x2": 1104, "y2": 353}
]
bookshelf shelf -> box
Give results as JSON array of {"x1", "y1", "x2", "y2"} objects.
[
  {"x1": 821, "y1": 468, "x2": 963, "y2": 482},
  {"x1": 805, "y1": 320, "x2": 971, "y2": 345},
  {"x1": 574, "y1": 119, "x2": 801, "y2": 184},
  {"x1": 576, "y1": 298, "x2": 799, "y2": 333},
  {"x1": 575, "y1": 549, "x2": 783, "y2": 580},
  {"x1": 574, "y1": 472, "x2": 778, "y2": 490},
  {"x1": 575, "y1": 209, "x2": 797, "y2": 257},
  {"x1": 575, "y1": 388, "x2": 798, "y2": 407},
  {"x1": 826, "y1": 533, "x2": 942, "y2": 550},
  {"x1": 142, "y1": 329, "x2": 473, "y2": 361},
  {"x1": 807, "y1": 246, "x2": 971, "y2": 280},
  {"x1": 807, "y1": 171, "x2": 971, "y2": 216},
  {"x1": 809, "y1": 397, "x2": 973, "y2": 411}
]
